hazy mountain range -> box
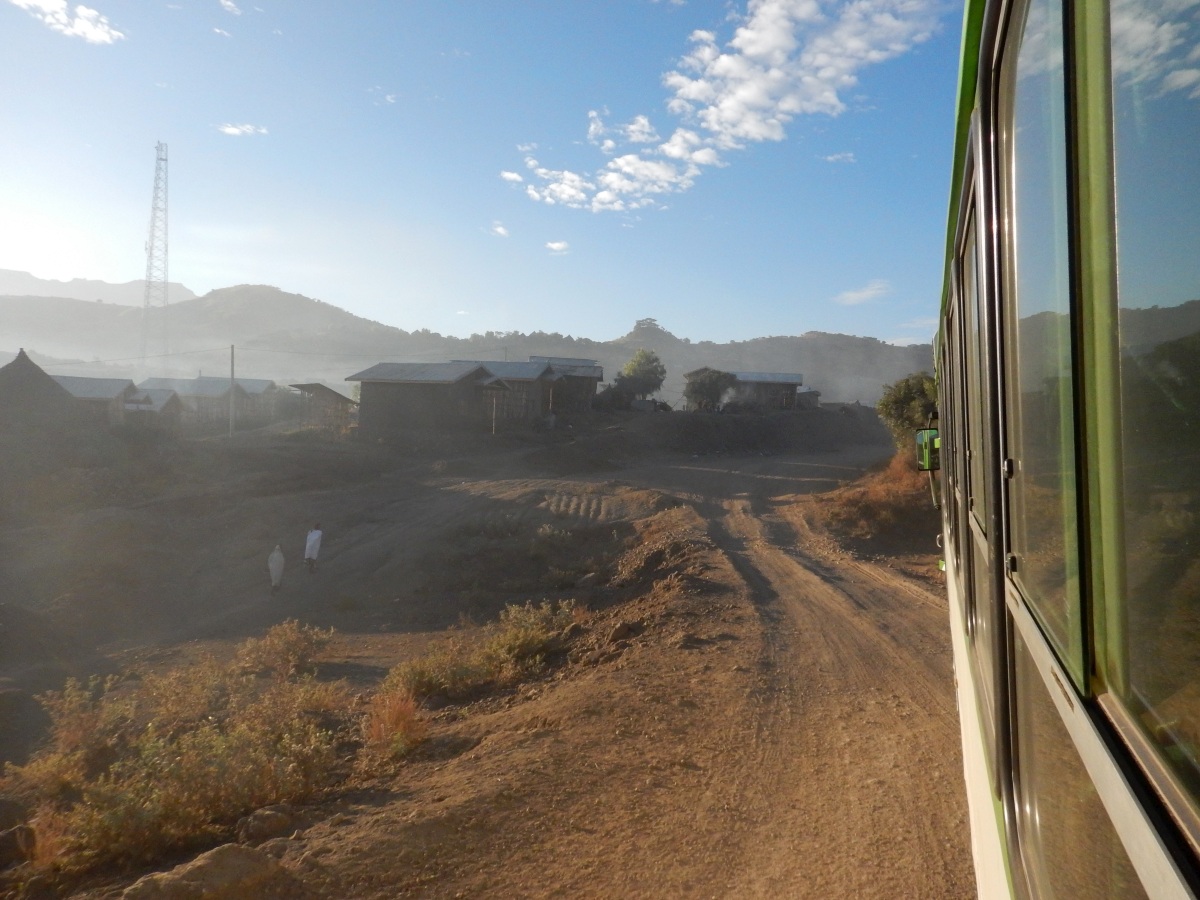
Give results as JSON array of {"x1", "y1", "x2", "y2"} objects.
[
  {"x1": 0, "y1": 272, "x2": 934, "y2": 405},
  {"x1": 0, "y1": 268, "x2": 195, "y2": 306}
]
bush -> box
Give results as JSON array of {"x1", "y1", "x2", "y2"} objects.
[
  {"x1": 2, "y1": 625, "x2": 349, "y2": 874},
  {"x1": 361, "y1": 689, "x2": 427, "y2": 760},
  {"x1": 384, "y1": 600, "x2": 579, "y2": 703},
  {"x1": 235, "y1": 619, "x2": 332, "y2": 678}
]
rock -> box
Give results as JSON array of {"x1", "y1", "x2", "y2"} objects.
[
  {"x1": 560, "y1": 622, "x2": 585, "y2": 642},
  {"x1": 256, "y1": 837, "x2": 296, "y2": 859},
  {"x1": 0, "y1": 824, "x2": 35, "y2": 869},
  {"x1": 237, "y1": 806, "x2": 296, "y2": 844},
  {"x1": 607, "y1": 620, "x2": 643, "y2": 644},
  {"x1": 122, "y1": 843, "x2": 305, "y2": 899},
  {"x1": 671, "y1": 632, "x2": 705, "y2": 650}
]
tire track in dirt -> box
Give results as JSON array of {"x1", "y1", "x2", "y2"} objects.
[{"x1": 693, "y1": 489, "x2": 973, "y2": 898}]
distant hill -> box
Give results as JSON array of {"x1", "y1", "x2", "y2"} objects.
[
  {"x1": 0, "y1": 269, "x2": 194, "y2": 306},
  {"x1": 0, "y1": 284, "x2": 934, "y2": 405}
]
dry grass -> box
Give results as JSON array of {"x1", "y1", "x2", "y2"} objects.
[
  {"x1": 819, "y1": 453, "x2": 935, "y2": 543},
  {"x1": 361, "y1": 688, "x2": 428, "y2": 760},
  {"x1": 2, "y1": 622, "x2": 350, "y2": 874},
  {"x1": 385, "y1": 600, "x2": 580, "y2": 703}
]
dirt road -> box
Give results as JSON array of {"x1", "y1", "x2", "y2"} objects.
[
  {"x1": 2, "y1": 425, "x2": 975, "y2": 897},
  {"x1": 273, "y1": 451, "x2": 974, "y2": 898}
]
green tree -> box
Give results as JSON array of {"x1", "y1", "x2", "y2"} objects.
[
  {"x1": 684, "y1": 369, "x2": 737, "y2": 411},
  {"x1": 617, "y1": 349, "x2": 667, "y2": 400},
  {"x1": 877, "y1": 371, "x2": 938, "y2": 448}
]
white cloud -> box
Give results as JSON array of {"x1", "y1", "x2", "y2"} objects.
[
  {"x1": 823, "y1": 151, "x2": 856, "y2": 163},
  {"x1": 546, "y1": 240, "x2": 570, "y2": 253},
  {"x1": 213, "y1": 27, "x2": 230, "y2": 36},
  {"x1": 9, "y1": 0, "x2": 124, "y2": 43},
  {"x1": 490, "y1": 222, "x2": 509, "y2": 237},
  {"x1": 218, "y1": 0, "x2": 241, "y2": 14},
  {"x1": 624, "y1": 114, "x2": 660, "y2": 143},
  {"x1": 217, "y1": 123, "x2": 267, "y2": 136},
  {"x1": 499, "y1": 170, "x2": 524, "y2": 183},
  {"x1": 457, "y1": 310, "x2": 469, "y2": 315},
  {"x1": 516, "y1": 0, "x2": 938, "y2": 212},
  {"x1": 834, "y1": 278, "x2": 890, "y2": 306},
  {"x1": 1109, "y1": 0, "x2": 1200, "y2": 98}
]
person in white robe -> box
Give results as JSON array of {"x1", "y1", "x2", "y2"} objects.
[
  {"x1": 268, "y1": 544, "x2": 285, "y2": 594},
  {"x1": 305, "y1": 524, "x2": 323, "y2": 574}
]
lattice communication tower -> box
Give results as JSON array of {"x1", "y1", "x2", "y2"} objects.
[{"x1": 141, "y1": 141, "x2": 169, "y2": 362}]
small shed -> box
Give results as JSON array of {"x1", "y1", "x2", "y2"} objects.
[
  {"x1": 290, "y1": 383, "x2": 358, "y2": 433},
  {"x1": 346, "y1": 361, "x2": 492, "y2": 434},
  {"x1": 50, "y1": 375, "x2": 138, "y2": 426}
]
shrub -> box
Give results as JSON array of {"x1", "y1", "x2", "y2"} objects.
[
  {"x1": 235, "y1": 619, "x2": 332, "y2": 678},
  {"x1": 2, "y1": 626, "x2": 349, "y2": 874},
  {"x1": 362, "y1": 689, "x2": 427, "y2": 759},
  {"x1": 384, "y1": 600, "x2": 580, "y2": 703}
]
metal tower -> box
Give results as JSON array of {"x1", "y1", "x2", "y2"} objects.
[{"x1": 141, "y1": 141, "x2": 169, "y2": 363}]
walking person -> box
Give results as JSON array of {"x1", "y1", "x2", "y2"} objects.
[
  {"x1": 268, "y1": 544, "x2": 285, "y2": 595},
  {"x1": 304, "y1": 523, "x2": 323, "y2": 574}
]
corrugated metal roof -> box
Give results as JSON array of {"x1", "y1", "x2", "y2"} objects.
[
  {"x1": 196, "y1": 375, "x2": 276, "y2": 395},
  {"x1": 139, "y1": 377, "x2": 247, "y2": 398},
  {"x1": 126, "y1": 388, "x2": 180, "y2": 414},
  {"x1": 529, "y1": 356, "x2": 598, "y2": 367},
  {"x1": 50, "y1": 375, "x2": 136, "y2": 400},
  {"x1": 683, "y1": 368, "x2": 804, "y2": 385},
  {"x1": 291, "y1": 383, "x2": 358, "y2": 404},
  {"x1": 452, "y1": 360, "x2": 551, "y2": 380},
  {"x1": 346, "y1": 361, "x2": 487, "y2": 384},
  {"x1": 730, "y1": 371, "x2": 804, "y2": 385}
]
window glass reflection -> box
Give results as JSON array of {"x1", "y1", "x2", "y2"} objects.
[
  {"x1": 1112, "y1": 0, "x2": 1200, "y2": 798},
  {"x1": 1004, "y1": 0, "x2": 1082, "y2": 672}
]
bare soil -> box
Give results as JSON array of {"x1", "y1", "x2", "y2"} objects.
[{"x1": 0, "y1": 411, "x2": 975, "y2": 898}]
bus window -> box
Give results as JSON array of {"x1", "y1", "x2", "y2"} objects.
[
  {"x1": 1110, "y1": 0, "x2": 1200, "y2": 802},
  {"x1": 1000, "y1": 0, "x2": 1084, "y2": 682},
  {"x1": 1013, "y1": 630, "x2": 1148, "y2": 899},
  {"x1": 963, "y1": 220, "x2": 988, "y2": 530}
]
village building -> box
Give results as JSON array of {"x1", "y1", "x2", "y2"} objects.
[
  {"x1": 349, "y1": 357, "x2": 603, "y2": 435},
  {"x1": 50, "y1": 375, "x2": 139, "y2": 426},
  {"x1": 451, "y1": 361, "x2": 558, "y2": 420},
  {"x1": 290, "y1": 383, "x2": 358, "y2": 434},
  {"x1": 528, "y1": 356, "x2": 603, "y2": 412},
  {"x1": 124, "y1": 388, "x2": 185, "y2": 433},
  {"x1": 138, "y1": 376, "x2": 281, "y2": 430},
  {"x1": 346, "y1": 362, "x2": 493, "y2": 435},
  {"x1": 0, "y1": 349, "x2": 77, "y2": 430},
  {"x1": 683, "y1": 368, "x2": 820, "y2": 411}
]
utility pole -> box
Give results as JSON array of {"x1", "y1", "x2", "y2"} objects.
[
  {"x1": 140, "y1": 142, "x2": 169, "y2": 369},
  {"x1": 229, "y1": 345, "x2": 235, "y2": 438}
]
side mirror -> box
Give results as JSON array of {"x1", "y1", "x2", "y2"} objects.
[{"x1": 916, "y1": 428, "x2": 940, "y2": 472}]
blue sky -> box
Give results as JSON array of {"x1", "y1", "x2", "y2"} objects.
[{"x1": 0, "y1": 0, "x2": 962, "y2": 345}]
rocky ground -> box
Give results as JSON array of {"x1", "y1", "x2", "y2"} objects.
[{"x1": 0, "y1": 409, "x2": 974, "y2": 898}]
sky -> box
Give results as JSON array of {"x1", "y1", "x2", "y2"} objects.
[{"x1": 0, "y1": 0, "x2": 964, "y2": 345}]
